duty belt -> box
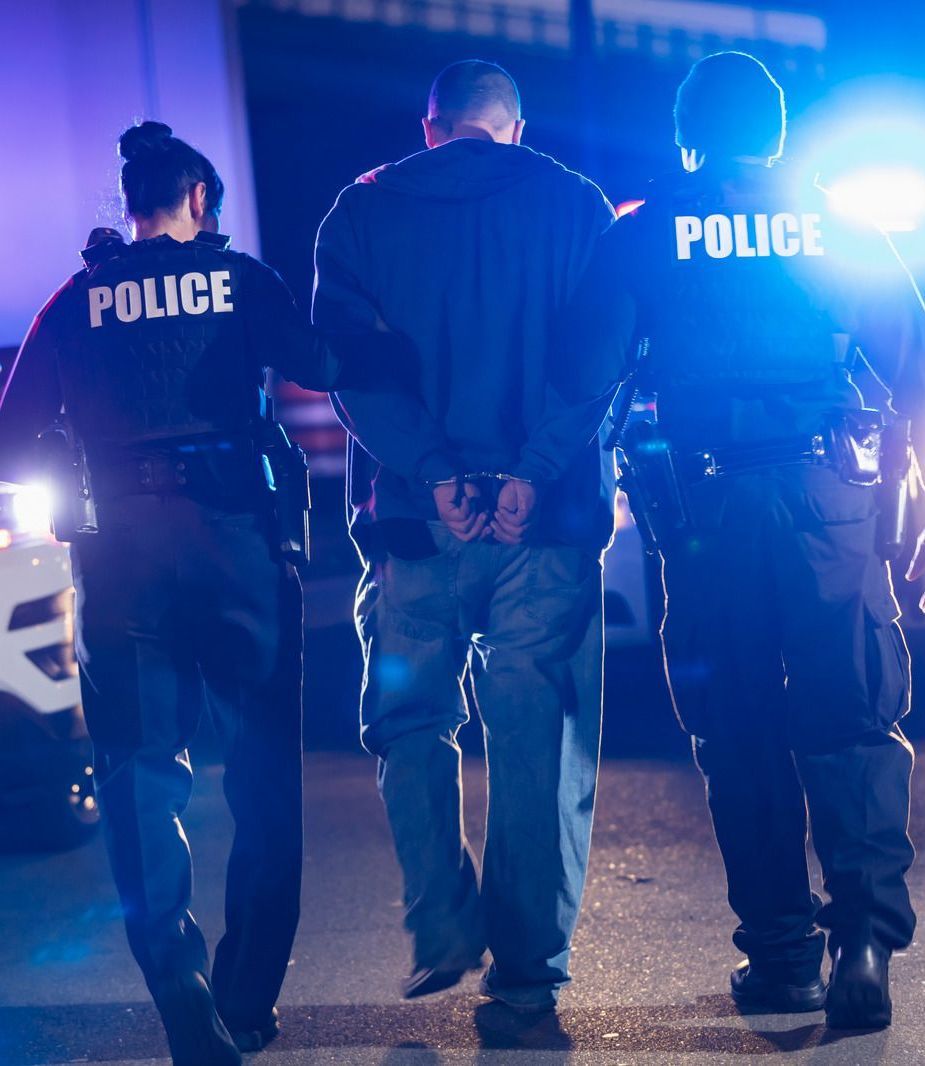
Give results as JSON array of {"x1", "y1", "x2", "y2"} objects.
[
  {"x1": 96, "y1": 445, "x2": 262, "y2": 498},
  {"x1": 619, "y1": 413, "x2": 890, "y2": 558},
  {"x1": 99, "y1": 455, "x2": 199, "y2": 496},
  {"x1": 682, "y1": 434, "x2": 828, "y2": 482}
]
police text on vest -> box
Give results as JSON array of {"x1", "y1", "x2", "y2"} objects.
[
  {"x1": 674, "y1": 213, "x2": 825, "y2": 261},
  {"x1": 88, "y1": 271, "x2": 234, "y2": 328}
]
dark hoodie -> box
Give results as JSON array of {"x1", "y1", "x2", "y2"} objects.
[{"x1": 313, "y1": 138, "x2": 630, "y2": 558}]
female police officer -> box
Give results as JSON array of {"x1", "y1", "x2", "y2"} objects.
[{"x1": 1, "y1": 121, "x2": 393, "y2": 1065}]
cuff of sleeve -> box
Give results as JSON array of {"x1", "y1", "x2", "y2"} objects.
[
  {"x1": 511, "y1": 459, "x2": 553, "y2": 485},
  {"x1": 415, "y1": 451, "x2": 459, "y2": 484}
]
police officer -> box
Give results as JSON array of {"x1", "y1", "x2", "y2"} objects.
[
  {"x1": 0, "y1": 121, "x2": 397, "y2": 1065},
  {"x1": 591, "y1": 53, "x2": 925, "y2": 1028}
]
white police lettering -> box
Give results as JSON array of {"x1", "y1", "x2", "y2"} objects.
[
  {"x1": 87, "y1": 270, "x2": 234, "y2": 328},
  {"x1": 180, "y1": 272, "x2": 209, "y2": 314},
  {"x1": 114, "y1": 281, "x2": 142, "y2": 322},
  {"x1": 163, "y1": 275, "x2": 180, "y2": 316},
  {"x1": 143, "y1": 277, "x2": 165, "y2": 318},
  {"x1": 703, "y1": 215, "x2": 734, "y2": 258},
  {"x1": 210, "y1": 270, "x2": 234, "y2": 312},
  {"x1": 88, "y1": 286, "x2": 113, "y2": 327},
  {"x1": 674, "y1": 213, "x2": 825, "y2": 261}
]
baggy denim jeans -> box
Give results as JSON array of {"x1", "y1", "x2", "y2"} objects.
[{"x1": 355, "y1": 522, "x2": 604, "y2": 1008}]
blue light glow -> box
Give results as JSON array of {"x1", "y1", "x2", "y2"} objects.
[{"x1": 827, "y1": 167, "x2": 925, "y2": 233}]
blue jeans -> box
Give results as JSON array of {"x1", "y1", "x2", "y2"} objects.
[{"x1": 355, "y1": 523, "x2": 604, "y2": 1008}]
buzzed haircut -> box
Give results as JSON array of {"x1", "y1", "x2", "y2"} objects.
[{"x1": 427, "y1": 60, "x2": 521, "y2": 130}]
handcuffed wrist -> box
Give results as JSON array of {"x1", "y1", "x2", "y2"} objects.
[
  {"x1": 510, "y1": 462, "x2": 548, "y2": 485},
  {"x1": 416, "y1": 451, "x2": 459, "y2": 485},
  {"x1": 427, "y1": 471, "x2": 537, "y2": 488}
]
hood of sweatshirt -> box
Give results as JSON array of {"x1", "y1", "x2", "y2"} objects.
[{"x1": 372, "y1": 138, "x2": 565, "y2": 202}]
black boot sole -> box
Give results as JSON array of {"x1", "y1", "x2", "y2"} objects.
[
  {"x1": 826, "y1": 987, "x2": 892, "y2": 1030},
  {"x1": 825, "y1": 945, "x2": 893, "y2": 1030},
  {"x1": 732, "y1": 989, "x2": 827, "y2": 1014},
  {"x1": 731, "y1": 973, "x2": 826, "y2": 1015}
]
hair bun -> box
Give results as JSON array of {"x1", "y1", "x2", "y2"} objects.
[{"x1": 119, "y1": 121, "x2": 173, "y2": 162}]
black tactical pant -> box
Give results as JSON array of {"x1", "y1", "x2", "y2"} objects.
[
  {"x1": 70, "y1": 493, "x2": 304, "y2": 1031},
  {"x1": 661, "y1": 466, "x2": 915, "y2": 983}
]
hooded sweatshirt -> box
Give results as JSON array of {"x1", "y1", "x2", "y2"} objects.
[{"x1": 313, "y1": 138, "x2": 629, "y2": 557}]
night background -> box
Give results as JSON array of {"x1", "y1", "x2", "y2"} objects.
[
  {"x1": 242, "y1": 0, "x2": 925, "y2": 755},
  {"x1": 3, "y1": 1, "x2": 925, "y2": 1063}
]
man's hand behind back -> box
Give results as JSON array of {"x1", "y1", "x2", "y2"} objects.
[
  {"x1": 433, "y1": 481, "x2": 489, "y2": 542},
  {"x1": 490, "y1": 479, "x2": 539, "y2": 545}
]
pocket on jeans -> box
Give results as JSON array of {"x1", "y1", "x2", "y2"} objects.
[
  {"x1": 380, "y1": 550, "x2": 455, "y2": 635},
  {"x1": 523, "y1": 547, "x2": 598, "y2": 627}
]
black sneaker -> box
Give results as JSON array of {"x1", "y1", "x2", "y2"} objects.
[
  {"x1": 825, "y1": 943, "x2": 892, "y2": 1030},
  {"x1": 730, "y1": 960, "x2": 826, "y2": 1014},
  {"x1": 227, "y1": 1007, "x2": 281, "y2": 1053},
  {"x1": 402, "y1": 952, "x2": 485, "y2": 1000},
  {"x1": 152, "y1": 972, "x2": 242, "y2": 1066},
  {"x1": 478, "y1": 973, "x2": 558, "y2": 1014}
]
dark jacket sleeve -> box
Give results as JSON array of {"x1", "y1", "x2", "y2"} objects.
[
  {"x1": 243, "y1": 256, "x2": 409, "y2": 393},
  {"x1": 314, "y1": 189, "x2": 459, "y2": 483},
  {"x1": 851, "y1": 235, "x2": 925, "y2": 419},
  {"x1": 0, "y1": 286, "x2": 67, "y2": 481},
  {"x1": 513, "y1": 196, "x2": 631, "y2": 484}
]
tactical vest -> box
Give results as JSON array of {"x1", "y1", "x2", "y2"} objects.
[
  {"x1": 52, "y1": 232, "x2": 264, "y2": 450},
  {"x1": 627, "y1": 170, "x2": 844, "y2": 389}
]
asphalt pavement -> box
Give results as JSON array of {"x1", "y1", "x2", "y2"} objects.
[{"x1": 2, "y1": 746, "x2": 925, "y2": 1066}]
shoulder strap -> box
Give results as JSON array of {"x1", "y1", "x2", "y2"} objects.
[
  {"x1": 80, "y1": 227, "x2": 126, "y2": 268},
  {"x1": 194, "y1": 231, "x2": 232, "y2": 250}
]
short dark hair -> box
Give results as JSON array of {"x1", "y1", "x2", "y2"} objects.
[
  {"x1": 118, "y1": 121, "x2": 225, "y2": 220},
  {"x1": 674, "y1": 52, "x2": 786, "y2": 160},
  {"x1": 427, "y1": 60, "x2": 521, "y2": 130}
]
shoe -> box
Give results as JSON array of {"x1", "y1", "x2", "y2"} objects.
[
  {"x1": 152, "y1": 971, "x2": 242, "y2": 1066},
  {"x1": 730, "y1": 960, "x2": 826, "y2": 1014},
  {"x1": 402, "y1": 953, "x2": 484, "y2": 1000},
  {"x1": 478, "y1": 973, "x2": 558, "y2": 1014},
  {"x1": 825, "y1": 943, "x2": 892, "y2": 1030},
  {"x1": 474, "y1": 1000, "x2": 572, "y2": 1048},
  {"x1": 228, "y1": 1007, "x2": 280, "y2": 1053}
]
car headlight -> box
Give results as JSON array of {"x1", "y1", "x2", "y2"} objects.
[{"x1": 0, "y1": 484, "x2": 53, "y2": 547}]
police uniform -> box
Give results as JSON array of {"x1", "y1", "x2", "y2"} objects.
[
  {"x1": 605, "y1": 164, "x2": 922, "y2": 999},
  {"x1": 6, "y1": 230, "x2": 387, "y2": 1056}
]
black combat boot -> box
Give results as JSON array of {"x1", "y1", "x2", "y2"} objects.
[
  {"x1": 152, "y1": 971, "x2": 242, "y2": 1066},
  {"x1": 825, "y1": 943, "x2": 892, "y2": 1030},
  {"x1": 730, "y1": 959, "x2": 826, "y2": 1013}
]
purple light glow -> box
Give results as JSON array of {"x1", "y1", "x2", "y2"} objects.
[{"x1": 0, "y1": 0, "x2": 259, "y2": 348}]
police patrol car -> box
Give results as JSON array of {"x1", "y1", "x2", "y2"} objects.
[{"x1": 0, "y1": 482, "x2": 98, "y2": 849}]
